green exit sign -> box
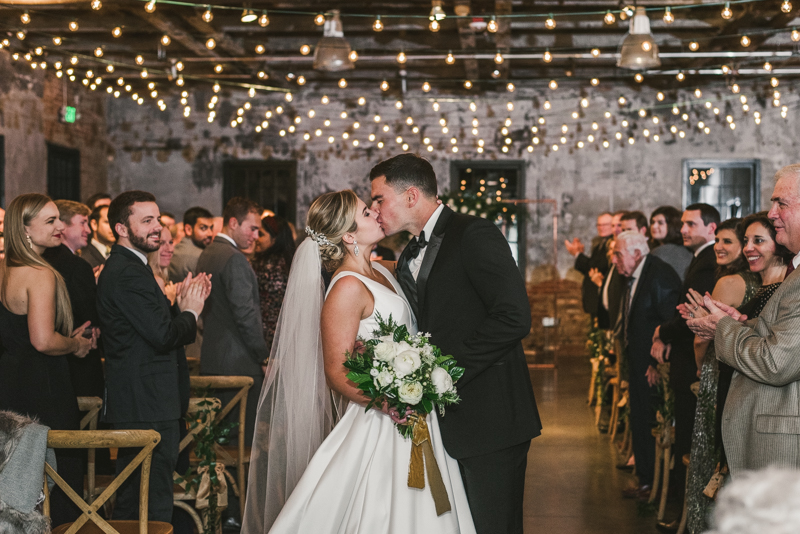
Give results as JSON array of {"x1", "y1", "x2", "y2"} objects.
[{"x1": 59, "y1": 106, "x2": 76, "y2": 123}]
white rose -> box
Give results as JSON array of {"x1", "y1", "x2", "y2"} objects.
[
  {"x1": 398, "y1": 381, "x2": 424, "y2": 405},
  {"x1": 370, "y1": 368, "x2": 379, "y2": 376},
  {"x1": 374, "y1": 341, "x2": 397, "y2": 362},
  {"x1": 460, "y1": 205, "x2": 468, "y2": 213},
  {"x1": 375, "y1": 370, "x2": 395, "y2": 388},
  {"x1": 393, "y1": 349, "x2": 422, "y2": 378},
  {"x1": 430, "y1": 367, "x2": 454, "y2": 394}
]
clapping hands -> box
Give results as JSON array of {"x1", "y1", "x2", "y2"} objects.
[
  {"x1": 177, "y1": 272, "x2": 212, "y2": 316},
  {"x1": 588, "y1": 268, "x2": 605, "y2": 288},
  {"x1": 677, "y1": 288, "x2": 712, "y2": 320},
  {"x1": 564, "y1": 238, "x2": 585, "y2": 257},
  {"x1": 686, "y1": 293, "x2": 748, "y2": 341}
]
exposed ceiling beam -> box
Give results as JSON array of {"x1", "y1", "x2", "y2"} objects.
[
  {"x1": 130, "y1": 9, "x2": 220, "y2": 59},
  {"x1": 494, "y1": 0, "x2": 512, "y2": 79},
  {"x1": 455, "y1": 0, "x2": 480, "y2": 81},
  {"x1": 180, "y1": 9, "x2": 246, "y2": 56}
]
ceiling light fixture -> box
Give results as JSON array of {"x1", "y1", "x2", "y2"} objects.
[
  {"x1": 313, "y1": 10, "x2": 355, "y2": 71},
  {"x1": 617, "y1": 7, "x2": 660, "y2": 69}
]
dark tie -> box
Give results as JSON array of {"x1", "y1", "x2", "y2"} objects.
[
  {"x1": 406, "y1": 231, "x2": 428, "y2": 260},
  {"x1": 785, "y1": 261, "x2": 795, "y2": 280},
  {"x1": 615, "y1": 277, "x2": 634, "y2": 345}
]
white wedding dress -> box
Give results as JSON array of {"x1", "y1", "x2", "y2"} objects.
[{"x1": 269, "y1": 262, "x2": 476, "y2": 534}]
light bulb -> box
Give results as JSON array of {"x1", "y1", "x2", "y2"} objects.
[
  {"x1": 145, "y1": 0, "x2": 156, "y2": 13},
  {"x1": 397, "y1": 51, "x2": 407, "y2": 63},
  {"x1": 94, "y1": 47, "x2": 103, "y2": 57},
  {"x1": 676, "y1": 71, "x2": 685, "y2": 81},
  {"x1": 20, "y1": 11, "x2": 31, "y2": 24},
  {"x1": 507, "y1": 82, "x2": 515, "y2": 92},
  {"x1": 543, "y1": 49, "x2": 552, "y2": 63},
  {"x1": 141, "y1": 69, "x2": 148, "y2": 78},
  {"x1": 314, "y1": 13, "x2": 325, "y2": 26},
  {"x1": 255, "y1": 44, "x2": 265, "y2": 54},
  {"x1": 161, "y1": 34, "x2": 171, "y2": 46},
  {"x1": 721, "y1": 2, "x2": 732, "y2": 19},
  {"x1": 740, "y1": 35, "x2": 750, "y2": 47},
  {"x1": 338, "y1": 78, "x2": 348, "y2": 88},
  {"x1": 380, "y1": 80, "x2": 389, "y2": 91},
  {"x1": 349, "y1": 50, "x2": 358, "y2": 62},
  {"x1": 487, "y1": 16, "x2": 498, "y2": 33},
  {"x1": 793, "y1": 28, "x2": 800, "y2": 41},
  {"x1": 259, "y1": 12, "x2": 270, "y2": 27},
  {"x1": 771, "y1": 77, "x2": 780, "y2": 87},
  {"x1": 53, "y1": 37, "x2": 62, "y2": 46},
  {"x1": 112, "y1": 26, "x2": 122, "y2": 38},
  {"x1": 549, "y1": 80, "x2": 558, "y2": 90},
  {"x1": 241, "y1": 9, "x2": 257, "y2": 23},
  {"x1": 176, "y1": 76, "x2": 184, "y2": 87},
  {"x1": 300, "y1": 44, "x2": 311, "y2": 55},
  {"x1": 634, "y1": 73, "x2": 643, "y2": 83},
  {"x1": 464, "y1": 80, "x2": 473, "y2": 89},
  {"x1": 731, "y1": 83, "x2": 740, "y2": 93},
  {"x1": 422, "y1": 81, "x2": 431, "y2": 92},
  {"x1": 135, "y1": 55, "x2": 144, "y2": 65},
  {"x1": 764, "y1": 61, "x2": 772, "y2": 71},
  {"x1": 689, "y1": 41, "x2": 699, "y2": 51},
  {"x1": 446, "y1": 52, "x2": 455, "y2": 65},
  {"x1": 591, "y1": 78, "x2": 599, "y2": 86},
  {"x1": 604, "y1": 11, "x2": 615, "y2": 25},
  {"x1": 91, "y1": 0, "x2": 102, "y2": 10},
  {"x1": 782, "y1": 0, "x2": 793, "y2": 13},
  {"x1": 642, "y1": 41, "x2": 652, "y2": 52},
  {"x1": 206, "y1": 38, "x2": 216, "y2": 50},
  {"x1": 373, "y1": 16, "x2": 383, "y2": 32},
  {"x1": 591, "y1": 48, "x2": 601, "y2": 57},
  {"x1": 494, "y1": 51, "x2": 504, "y2": 64},
  {"x1": 202, "y1": 6, "x2": 213, "y2": 22},
  {"x1": 214, "y1": 64, "x2": 223, "y2": 73},
  {"x1": 429, "y1": 20, "x2": 440, "y2": 32},
  {"x1": 69, "y1": 20, "x2": 79, "y2": 31},
  {"x1": 663, "y1": 7, "x2": 674, "y2": 24},
  {"x1": 545, "y1": 14, "x2": 556, "y2": 29}
]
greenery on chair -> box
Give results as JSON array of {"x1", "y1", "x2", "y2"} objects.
[{"x1": 176, "y1": 394, "x2": 237, "y2": 534}]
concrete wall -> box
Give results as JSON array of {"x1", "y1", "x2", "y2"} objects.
[
  {"x1": 105, "y1": 82, "x2": 794, "y2": 279},
  {"x1": 0, "y1": 51, "x2": 108, "y2": 204}
]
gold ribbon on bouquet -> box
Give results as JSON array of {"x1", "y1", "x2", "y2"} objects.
[
  {"x1": 407, "y1": 414, "x2": 452, "y2": 516},
  {"x1": 195, "y1": 462, "x2": 228, "y2": 510}
]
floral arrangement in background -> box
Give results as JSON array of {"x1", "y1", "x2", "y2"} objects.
[{"x1": 439, "y1": 190, "x2": 518, "y2": 224}]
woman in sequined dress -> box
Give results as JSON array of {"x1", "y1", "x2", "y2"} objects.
[{"x1": 684, "y1": 218, "x2": 758, "y2": 533}]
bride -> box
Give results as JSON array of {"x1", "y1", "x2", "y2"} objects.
[{"x1": 242, "y1": 190, "x2": 475, "y2": 533}]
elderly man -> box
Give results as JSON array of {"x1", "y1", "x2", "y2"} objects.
[
  {"x1": 565, "y1": 212, "x2": 613, "y2": 320},
  {"x1": 689, "y1": 164, "x2": 800, "y2": 477},
  {"x1": 612, "y1": 231, "x2": 682, "y2": 499}
]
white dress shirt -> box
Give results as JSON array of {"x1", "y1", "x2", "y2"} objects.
[
  {"x1": 694, "y1": 240, "x2": 714, "y2": 258},
  {"x1": 216, "y1": 232, "x2": 238, "y2": 248},
  {"x1": 410, "y1": 204, "x2": 444, "y2": 281},
  {"x1": 91, "y1": 238, "x2": 111, "y2": 259},
  {"x1": 792, "y1": 251, "x2": 800, "y2": 270},
  {"x1": 123, "y1": 246, "x2": 147, "y2": 265}
]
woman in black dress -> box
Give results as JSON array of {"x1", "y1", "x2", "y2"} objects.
[{"x1": 0, "y1": 193, "x2": 95, "y2": 526}]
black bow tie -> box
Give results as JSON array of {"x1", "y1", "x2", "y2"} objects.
[{"x1": 406, "y1": 231, "x2": 428, "y2": 260}]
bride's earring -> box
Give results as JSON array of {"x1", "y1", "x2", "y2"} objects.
[
  {"x1": 26, "y1": 235, "x2": 33, "y2": 249},
  {"x1": 353, "y1": 239, "x2": 359, "y2": 257}
]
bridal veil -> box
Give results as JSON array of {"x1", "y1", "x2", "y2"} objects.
[{"x1": 242, "y1": 237, "x2": 343, "y2": 533}]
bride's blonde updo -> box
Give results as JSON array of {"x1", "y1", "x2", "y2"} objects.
[{"x1": 306, "y1": 190, "x2": 359, "y2": 271}]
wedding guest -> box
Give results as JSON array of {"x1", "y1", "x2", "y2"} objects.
[
  {"x1": 79, "y1": 205, "x2": 114, "y2": 269},
  {"x1": 651, "y1": 203, "x2": 719, "y2": 531},
  {"x1": 196, "y1": 197, "x2": 267, "y2": 445},
  {"x1": 612, "y1": 231, "x2": 681, "y2": 500},
  {"x1": 148, "y1": 224, "x2": 177, "y2": 305},
  {"x1": 0, "y1": 194, "x2": 95, "y2": 526},
  {"x1": 97, "y1": 190, "x2": 209, "y2": 522},
  {"x1": 169, "y1": 207, "x2": 214, "y2": 284},
  {"x1": 619, "y1": 210, "x2": 649, "y2": 237},
  {"x1": 598, "y1": 210, "x2": 628, "y2": 329},
  {"x1": 650, "y1": 206, "x2": 693, "y2": 282},
  {"x1": 684, "y1": 218, "x2": 759, "y2": 533},
  {"x1": 42, "y1": 200, "x2": 104, "y2": 399},
  {"x1": 0, "y1": 232, "x2": 5, "y2": 260},
  {"x1": 251, "y1": 215, "x2": 295, "y2": 352},
  {"x1": 160, "y1": 212, "x2": 178, "y2": 240},
  {"x1": 0, "y1": 206, "x2": 5, "y2": 232},
  {"x1": 85, "y1": 192, "x2": 111, "y2": 210},
  {"x1": 565, "y1": 212, "x2": 613, "y2": 322}
]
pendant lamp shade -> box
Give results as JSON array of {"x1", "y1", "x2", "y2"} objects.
[
  {"x1": 617, "y1": 7, "x2": 660, "y2": 69},
  {"x1": 313, "y1": 10, "x2": 354, "y2": 72}
]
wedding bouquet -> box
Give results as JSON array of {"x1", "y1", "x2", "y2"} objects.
[{"x1": 343, "y1": 313, "x2": 464, "y2": 438}]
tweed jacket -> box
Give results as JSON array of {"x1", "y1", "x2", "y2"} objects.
[{"x1": 716, "y1": 268, "x2": 800, "y2": 476}]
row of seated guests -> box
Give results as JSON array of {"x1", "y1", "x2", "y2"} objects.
[
  {"x1": 567, "y1": 190, "x2": 797, "y2": 533},
  {"x1": 0, "y1": 191, "x2": 294, "y2": 528}
]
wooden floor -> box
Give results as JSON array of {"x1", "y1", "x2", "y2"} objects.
[{"x1": 524, "y1": 351, "x2": 660, "y2": 534}]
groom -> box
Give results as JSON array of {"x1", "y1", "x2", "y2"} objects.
[{"x1": 370, "y1": 154, "x2": 541, "y2": 533}]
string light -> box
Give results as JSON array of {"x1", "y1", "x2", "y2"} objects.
[
  {"x1": 721, "y1": 2, "x2": 732, "y2": 19},
  {"x1": 549, "y1": 80, "x2": 558, "y2": 90},
  {"x1": 634, "y1": 73, "x2": 643, "y2": 83},
  {"x1": 676, "y1": 71, "x2": 686, "y2": 81},
  {"x1": 255, "y1": 44, "x2": 265, "y2": 54},
  {"x1": 20, "y1": 11, "x2": 31, "y2": 24},
  {"x1": 429, "y1": 19, "x2": 440, "y2": 32},
  {"x1": 373, "y1": 15, "x2": 383, "y2": 31},
  {"x1": 397, "y1": 51, "x2": 407, "y2": 63},
  {"x1": 297, "y1": 75, "x2": 306, "y2": 85},
  {"x1": 300, "y1": 44, "x2": 311, "y2": 55},
  {"x1": 689, "y1": 41, "x2": 699, "y2": 51},
  {"x1": 422, "y1": 81, "x2": 431, "y2": 92},
  {"x1": 764, "y1": 61, "x2": 772, "y2": 71},
  {"x1": 145, "y1": 0, "x2": 156, "y2": 13},
  {"x1": 206, "y1": 38, "x2": 216, "y2": 50},
  {"x1": 603, "y1": 10, "x2": 615, "y2": 24},
  {"x1": 740, "y1": 35, "x2": 750, "y2": 47},
  {"x1": 338, "y1": 78, "x2": 348, "y2": 88},
  {"x1": 545, "y1": 14, "x2": 556, "y2": 29},
  {"x1": 446, "y1": 51, "x2": 455, "y2": 65},
  {"x1": 349, "y1": 50, "x2": 358, "y2": 62},
  {"x1": 591, "y1": 48, "x2": 601, "y2": 57},
  {"x1": 69, "y1": 20, "x2": 79, "y2": 31},
  {"x1": 782, "y1": 0, "x2": 793, "y2": 13},
  {"x1": 259, "y1": 12, "x2": 270, "y2": 27},
  {"x1": 543, "y1": 49, "x2": 553, "y2": 63},
  {"x1": 591, "y1": 78, "x2": 599, "y2": 86},
  {"x1": 135, "y1": 55, "x2": 144, "y2": 65},
  {"x1": 112, "y1": 27, "x2": 122, "y2": 38},
  {"x1": 380, "y1": 80, "x2": 389, "y2": 91},
  {"x1": 176, "y1": 61, "x2": 184, "y2": 71},
  {"x1": 53, "y1": 36, "x2": 62, "y2": 46},
  {"x1": 314, "y1": 13, "x2": 326, "y2": 25},
  {"x1": 771, "y1": 77, "x2": 780, "y2": 87},
  {"x1": 487, "y1": 16, "x2": 498, "y2": 33},
  {"x1": 731, "y1": 83, "x2": 740, "y2": 93},
  {"x1": 793, "y1": 28, "x2": 800, "y2": 41},
  {"x1": 494, "y1": 51, "x2": 504, "y2": 64},
  {"x1": 94, "y1": 47, "x2": 103, "y2": 57},
  {"x1": 663, "y1": 7, "x2": 674, "y2": 24},
  {"x1": 161, "y1": 34, "x2": 171, "y2": 46}
]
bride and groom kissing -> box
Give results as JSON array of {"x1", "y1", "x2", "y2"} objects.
[{"x1": 243, "y1": 153, "x2": 541, "y2": 534}]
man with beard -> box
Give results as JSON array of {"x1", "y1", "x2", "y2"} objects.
[
  {"x1": 97, "y1": 191, "x2": 211, "y2": 522},
  {"x1": 169, "y1": 207, "x2": 215, "y2": 283}
]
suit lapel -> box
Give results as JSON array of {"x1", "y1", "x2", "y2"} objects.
[
  {"x1": 629, "y1": 255, "x2": 652, "y2": 314},
  {"x1": 416, "y1": 206, "x2": 453, "y2": 318}
]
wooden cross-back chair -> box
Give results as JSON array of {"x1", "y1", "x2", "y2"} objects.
[
  {"x1": 44, "y1": 429, "x2": 172, "y2": 534},
  {"x1": 173, "y1": 397, "x2": 222, "y2": 533},
  {"x1": 76, "y1": 397, "x2": 102, "y2": 503},
  {"x1": 188, "y1": 375, "x2": 254, "y2": 517}
]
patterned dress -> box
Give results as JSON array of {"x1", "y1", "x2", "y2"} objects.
[
  {"x1": 251, "y1": 254, "x2": 289, "y2": 356},
  {"x1": 685, "y1": 271, "x2": 760, "y2": 533}
]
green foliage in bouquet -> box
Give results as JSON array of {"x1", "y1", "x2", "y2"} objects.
[
  {"x1": 439, "y1": 190, "x2": 517, "y2": 224},
  {"x1": 344, "y1": 313, "x2": 464, "y2": 438}
]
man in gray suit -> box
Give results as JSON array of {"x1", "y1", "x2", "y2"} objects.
[
  {"x1": 689, "y1": 163, "x2": 800, "y2": 477},
  {"x1": 196, "y1": 197, "x2": 266, "y2": 445}
]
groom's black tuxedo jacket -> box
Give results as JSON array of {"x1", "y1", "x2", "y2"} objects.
[{"x1": 397, "y1": 206, "x2": 542, "y2": 459}]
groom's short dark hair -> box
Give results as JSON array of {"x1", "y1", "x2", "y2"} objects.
[{"x1": 369, "y1": 154, "x2": 438, "y2": 198}]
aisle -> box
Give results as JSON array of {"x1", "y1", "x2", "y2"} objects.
[{"x1": 523, "y1": 351, "x2": 660, "y2": 534}]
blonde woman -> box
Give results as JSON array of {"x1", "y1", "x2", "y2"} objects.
[
  {"x1": 147, "y1": 223, "x2": 177, "y2": 304},
  {"x1": 0, "y1": 193, "x2": 95, "y2": 526}
]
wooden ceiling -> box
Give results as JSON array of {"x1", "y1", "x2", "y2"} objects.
[{"x1": 2, "y1": 0, "x2": 799, "y2": 95}]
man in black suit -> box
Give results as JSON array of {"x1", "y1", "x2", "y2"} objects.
[
  {"x1": 611, "y1": 231, "x2": 682, "y2": 499},
  {"x1": 651, "y1": 203, "x2": 719, "y2": 528},
  {"x1": 370, "y1": 154, "x2": 541, "y2": 534},
  {"x1": 97, "y1": 191, "x2": 211, "y2": 522},
  {"x1": 42, "y1": 200, "x2": 104, "y2": 398},
  {"x1": 565, "y1": 212, "x2": 613, "y2": 320},
  {"x1": 79, "y1": 205, "x2": 115, "y2": 269}
]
